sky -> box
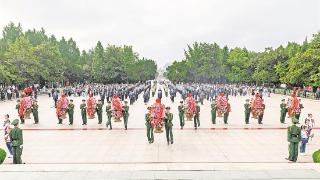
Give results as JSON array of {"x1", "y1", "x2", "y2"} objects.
[{"x1": 0, "y1": 0, "x2": 319, "y2": 67}]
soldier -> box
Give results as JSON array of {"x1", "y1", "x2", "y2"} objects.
[
  {"x1": 9, "y1": 119, "x2": 23, "y2": 164},
  {"x1": 211, "y1": 101, "x2": 217, "y2": 124},
  {"x1": 145, "y1": 107, "x2": 154, "y2": 143},
  {"x1": 223, "y1": 102, "x2": 231, "y2": 124},
  {"x1": 164, "y1": 107, "x2": 173, "y2": 145},
  {"x1": 96, "y1": 99, "x2": 103, "y2": 124},
  {"x1": 280, "y1": 99, "x2": 288, "y2": 124},
  {"x1": 122, "y1": 101, "x2": 129, "y2": 130},
  {"x1": 244, "y1": 99, "x2": 251, "y2": 124},
  {"x1": 106, "y1": 101, "x2": 112, "y2": 130},
  {"x1": 15, "y1": 99, "x2": 20, "y2": 113},
  {"x1": 67, "y1": 99, "x2": 74, "y2": 125},
  {"x1": 294, "y1": 99, "x2": 304, "y2": 122},
  {"x1": 80, "y1": 99, "x2": 87, "y2": 125},
  {"x1": 32, "y1": 100, "x2": 39, "y2": 124},
  {"x1": 286, "y1": 117, "x2": 301, "y2": 162},
  {"x1": 194, "y1": 101, "x2": 200, "y2": 129},
  {"x1": 257, "y1": 99, "x2": 265, "y2": 124},
  {"x1": 178, "y1": 101, "x2": 185, "y2": 129}
]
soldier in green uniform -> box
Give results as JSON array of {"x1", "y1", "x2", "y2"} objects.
[
  {"x1": 280, "y1": 99, "x2": 288, "y2": 124},
  {"x1": 67, "y1": 99, "x2": 74, "y2": 125},
  {"x1": 211, "y1": 101, "x2": 217, "y2": 124},
  {"x1": 178, "y1": 101, "x2": 185, "y2": 129},
  {"x1": 145, "y1": 107, "x2": 154, "y2": 143},
  {"x1": 15, "y1": 99, "x2": 20, "y2": 113},
  {"x1": 223, "y1": 102, "x2": 231, "y2": 124},
  {"x1": 122, "y1": 101, "x2": 129, "y2": 130},
  {"x1": 294, "y1": 99, "x2": 304, "y2": 122},
  {"x1": 257, "y1": 100, "x2": 265, "y2": 124},
  {"x1": 286, "y1": 117, "x2": 301, "y2": 162},
  {"x1": 80, "y1": 99, "x2": 87, "y2": 125},
  {"x1": 106, "y1": 101, "x2": 112, "y2": 130},
  {"x1": 96, "y1": 99, "x2": 103, "y2": 124},
  {"x1": 244, "y1": 99, "x2": 251, "y2": 124},
  {"x1": 16, "y1": 100, "x2": 24, "y2": 124},
  {"x1": 164, "y1": 107, "x2": 173, "y2": 145},
  {"x1": 9, "y1": 119, "x2": 23, "y2": 164},
  {"x1": 194, "y1": 101, "x2": 200, "y2": 129},
  {"x1": 32, "y1": 100, "x2": 39, "y2": 124}
]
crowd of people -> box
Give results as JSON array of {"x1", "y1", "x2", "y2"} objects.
[{"x1": 1, "y1": 80, "x2": 318, "y2": 164}]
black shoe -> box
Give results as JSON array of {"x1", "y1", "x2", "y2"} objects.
[
  {"x1": 171, "y1": 141, "x2": 173, "y2": 144},
  {"x1": 109, "y1": 128, "x2": 112, "y2": 130},
  {"x1": 195, "y1": 127, "x2": 197, "y2": 130},
  {"x1": 167, "y1": 141, "x2": 170, "y2": 145},
  {"x1": 98, "y1": 122, "x2": 102, "y2": 124}
]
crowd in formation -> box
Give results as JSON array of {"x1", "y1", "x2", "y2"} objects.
[{"x1": 1, "y1": 80, "x2": 317, "y2": 164}]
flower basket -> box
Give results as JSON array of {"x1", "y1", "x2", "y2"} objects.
[
  {"x1": 114, "y1": 116, "x2": 121, "y2": 122},
  {"x1": 61, "y1": 112, "x2": 67, "y2": 119},
  {"x1": 154, "y1": 126, "x2": 163, "y2": 133},
  {"x1": 25, "y1": 111, "x2": 31, "y2": 119}
]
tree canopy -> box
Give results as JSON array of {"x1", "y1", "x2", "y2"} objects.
[
  {"x1": 166, "y1": 32, "x2": 320, "y2": 87},
  {"x1": 0, "y1": 22, "x2": 157, "y2": 86}
]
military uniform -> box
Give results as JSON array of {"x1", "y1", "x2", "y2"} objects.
[
  {"x1": 287, "y1": 118, "x2": 301, "y2": 162},
  {"x1": 280, "y1": 101, "x2": 287, "y2": 123},
  {"x1": 32, "y1": 103, "x2": 39, "y2": 124},
  {"x1": 223, "y1": 103, "x2": 231, "y2": 124},
  {"x1": 122, "y1": 103, "x2": 129, "y2": 130},
  {"x1": 294, "y1": 103, "x2": 304, "y2": 122},
  {"x1": 80, "y1": 102, "x2": 87, "y2": 125},
  {"x1": 67, "y1": 102, "x2": 74, "y2": 125},
  {"x1": 106, "y1": 103, "x2": 112, "y2": 129},
  {"x1": 244, "y1": 101, "x2": 251, "y2": 124},
  {"x1": 194, "y1": 104, "x2": 200, "y2": 129},
  {"x1": 211, "y1": 103, "x2": 217, "y2": 124},
  {"x1": 96, "y1": 102, "x2": 103, "y2": 124},
  {"x1": 9, "y1": 119, "x2": 23, "y2": 164},
  {"x1": 165, "y1": 109, "x2": 173, "y2": 145},
  {"x1": 145, "y1": 111, "x2": 154, "y2": 143},
  {"x1": 178, "y1": 103, "x2": 185, "y2": 129}
]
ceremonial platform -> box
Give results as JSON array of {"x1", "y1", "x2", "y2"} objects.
[{"x1": 1, "y1": 92, "x2": 320, "y2": 179}]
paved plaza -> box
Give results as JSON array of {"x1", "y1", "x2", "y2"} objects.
[{"x1": 1, "y1": 89, "x2": 320, "y2": 179}]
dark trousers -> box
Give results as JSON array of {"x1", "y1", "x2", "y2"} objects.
[
  {"x1": 12, "y1": 146, "x2": 22, "y2": 164},
  {"x1": 82, "y1": 113, "x2": 87, "y2": 124},
  {"x1": 6, "y1": 142, "x2": 13, "y2": 155},
  {"x1": 194, "y1": 114, "x2": 200, "y2": 128},
  {"x1": 245, "y1": 113, "x2": 250, "y2": 124},
  {"x1": 165, "y1": 126, "x2": 173, "y2": 143},
  {"x1": 179, "y1": 114, "x2": 185, "y2": 127},
  {"x1": 211, "y1": 111, "x2": 216, "y2": 124},
  {"x1": 147, "y1": 126, "x2": 154, "y2": 142},
  {"x1": 106, "y1": 115, "x2": 112, "y2": 129},
  {"x1": 97, "y1": 113, "x2": 102, "y2": 124},
  {"x1": 68, "y1": 113, "x2": 74, "y2": 124},
  {"x1": 33, "y1": 113, "x2": 39, "y2": 123},
  {"x1": 288, "y1": 142, "x2": 299, "y2": 162},
  {"x1": 123, "y1": 115, "x2": 128, "y2": 129}
]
